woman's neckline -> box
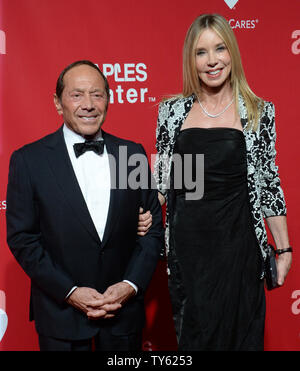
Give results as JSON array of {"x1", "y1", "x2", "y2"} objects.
[{"x1": 180, "y1": 127, "x2": 243, "y2": 133}]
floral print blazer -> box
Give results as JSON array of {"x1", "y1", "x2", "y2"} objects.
[{"x1": 153, "y1": 94, "x2": 287, "y2": 278}]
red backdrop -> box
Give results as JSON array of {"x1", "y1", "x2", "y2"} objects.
[{"x1": 0, "y1": 0, "x2": 299, "y2": 351}]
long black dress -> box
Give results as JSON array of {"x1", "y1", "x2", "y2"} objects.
[{"x1": 171, "y1": 127, "x2": 265, "y2": 351}]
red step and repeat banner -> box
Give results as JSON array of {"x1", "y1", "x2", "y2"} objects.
[{"x1": 0, "y1": 0, "x2": 299, "y2": 351}]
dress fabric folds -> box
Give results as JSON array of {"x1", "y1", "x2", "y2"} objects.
[{"x1": 171, "y1": 127, "x2": 265, "y2": 351}]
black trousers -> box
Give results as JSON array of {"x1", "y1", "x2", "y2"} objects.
[{"x1": 38, "y1": 329, "x2": 142, "y2": 351}]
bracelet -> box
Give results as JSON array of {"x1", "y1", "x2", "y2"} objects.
[{"x1": 275, "y1": 247, "x2": 293, "y2": 255}]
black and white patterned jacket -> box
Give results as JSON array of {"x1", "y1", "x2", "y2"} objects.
[{"x1": 153, "y1": 94, "x2": 287, "y2": 277}]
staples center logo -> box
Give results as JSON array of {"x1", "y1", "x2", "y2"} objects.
[
  {"x1": 0, "y1": 30, "x2": 6, "y2": 55},
  {"x1": 0, "y1": 200, "x2": 6, "y2": 211},
  {"x1": 224, "y1": 0, "x2": 239, "y2": 9},
  {"x1": 99, "y1": 63, "x2": 153, "y2": 105}
]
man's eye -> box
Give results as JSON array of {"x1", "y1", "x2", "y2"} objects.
[{"x1": 93, "y1": 93, "x2": 106, "y2": 99}]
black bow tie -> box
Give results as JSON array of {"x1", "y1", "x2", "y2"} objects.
[{"x1": 73, "y1": 140, "x2": 105, "y2": 158}]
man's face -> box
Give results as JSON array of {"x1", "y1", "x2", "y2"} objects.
[{"x1": 54, "y1": 65, "x2": 108, "y2": 138}]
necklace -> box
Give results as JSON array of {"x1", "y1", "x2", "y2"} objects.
[{"x1": 197, "y1": 95, "x2": 234, "y2": 118}]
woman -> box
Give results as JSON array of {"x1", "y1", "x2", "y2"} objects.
[{"x1": 138, "y1": 14, "x2": 292, "y2": 351}]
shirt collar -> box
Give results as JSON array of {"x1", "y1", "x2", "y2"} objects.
[{"x1": 63, "y1": 124, "x2": 103, "y2": 146}]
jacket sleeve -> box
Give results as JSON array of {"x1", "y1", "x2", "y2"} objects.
[
  {"x1": 123, "y1": 144, "x2": 164, "y2": 292},
  {"x1": 153, "y1": 101, "x2": 171, "y2": 197},
  {"x1": 259, "y1": 102, "x2": 287, "y2": 218},
  {"x1": 6, "y1": 150, "x2": 75, "y2": 303}
]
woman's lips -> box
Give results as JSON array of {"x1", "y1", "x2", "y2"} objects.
[{"x1": 206, "y1": 68, "x2": 222, "y2": 78}]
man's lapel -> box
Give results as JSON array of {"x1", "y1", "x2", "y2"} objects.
[
  {"x1": 101, "y1": 130, "x2": 121, "y2": 248},
  {"x1": 43, "y1": 127, "x2": 101, "y2": 245}
]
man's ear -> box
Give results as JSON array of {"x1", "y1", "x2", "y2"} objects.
[{"x1": 54, "y1": 94, "x2": 63, "y2": 115}]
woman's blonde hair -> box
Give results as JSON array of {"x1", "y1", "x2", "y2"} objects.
[{"x1": 182, "y1": 14, "x2": 262, "y2": 130}]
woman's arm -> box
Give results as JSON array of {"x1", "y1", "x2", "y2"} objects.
[
  {"x1": 265, "y1": 215, "x2": 292, "y2": 286},
  {"x1": 158, "y1": 192, "x2": 166, "y2": 206},
  {"x1": 138, "y1": 101, "x2": 169, "y2": 236},
  {"x1": 259, "y1": 102, "x2": 286, "y2": 217},
  {"x1": 137, "y1": 193, "x2": 165, "y2": 236},
  {"x1": 259, "y1": 103, "x2": 292, "y2": 286}
]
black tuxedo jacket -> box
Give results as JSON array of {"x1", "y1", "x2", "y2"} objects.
[{"x1": 6, "y1": 126, "x2": 163, "y2": 340}]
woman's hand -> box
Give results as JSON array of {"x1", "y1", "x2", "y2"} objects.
[
  {"x1": 265, "y1": 215, "x2": 292, "y2": 287},
  {"x1": 277, "y1": 252, "x2": 292, "y2": 286},
  {"x1": 137, "y1": 207, "x2": 152, "y2": 236}
]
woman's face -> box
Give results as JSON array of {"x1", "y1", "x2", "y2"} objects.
[{"x1": 195, "y1": 28, "x2": 231, "y2": 90}]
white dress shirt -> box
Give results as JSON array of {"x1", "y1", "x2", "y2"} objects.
[
  {"x1": 63, "y1": 124, "x2": 137, "y2": 297},
  {"x1": 64, "y1": 124, "x2": 111, "y2": 241}
]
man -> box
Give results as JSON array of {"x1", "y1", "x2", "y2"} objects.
[{"x1": 6, "y1": 60, "x2": 163, "y2": 351}]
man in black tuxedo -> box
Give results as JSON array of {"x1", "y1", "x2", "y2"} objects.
[{"x1": 6, "y1": 60, "x2": 163, "y2": 351}]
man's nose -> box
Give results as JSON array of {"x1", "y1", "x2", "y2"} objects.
[{"x1": 81, "y1": 94, "x2": 94, "y2": 110}]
